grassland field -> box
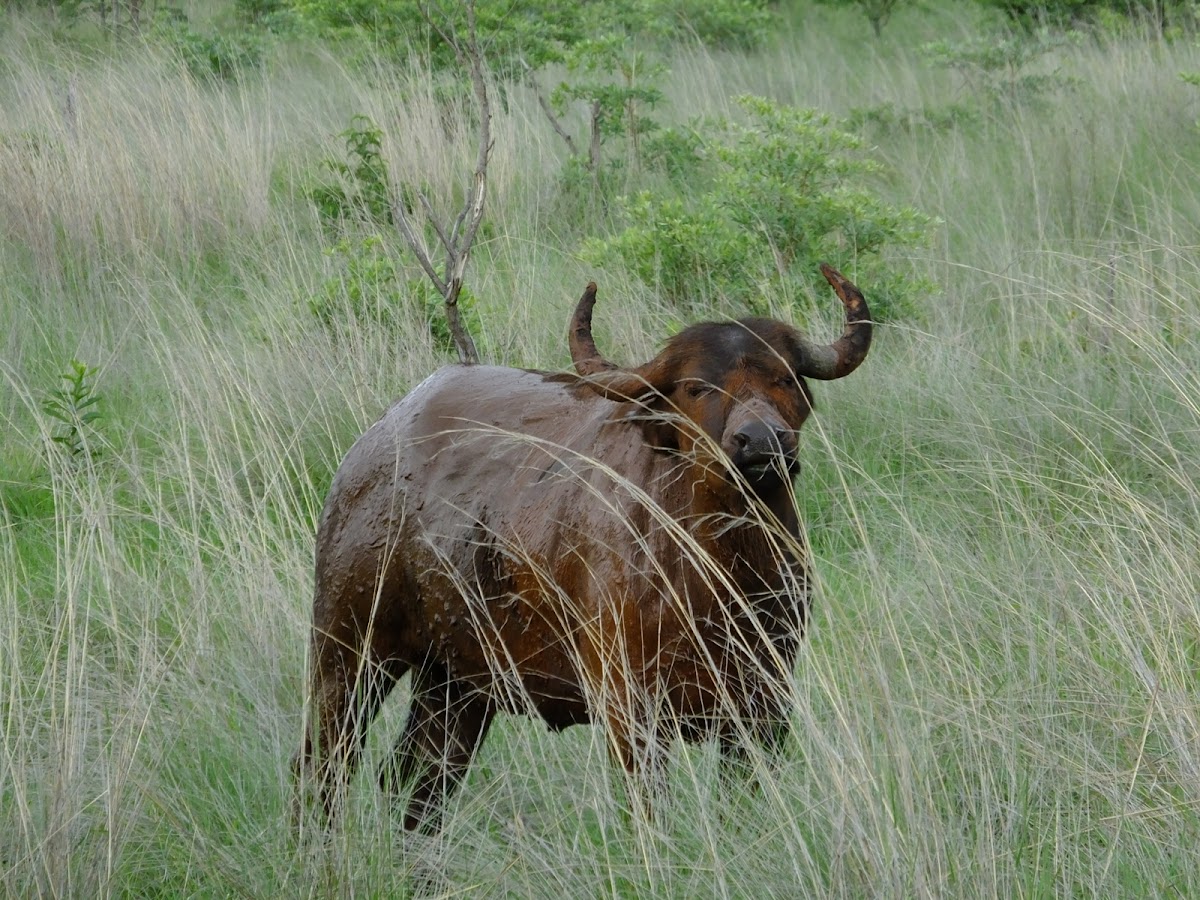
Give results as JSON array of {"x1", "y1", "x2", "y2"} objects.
[{"x1": 2, "y1": 1, "x2": 1200, "y2": 896}]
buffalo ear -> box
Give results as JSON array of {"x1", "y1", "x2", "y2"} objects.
[
  {"x1": 782, "y1": 334, "x2": 818, "y2": 397},
  {"x1": 642, "y1": 399, "x2": 682, "y2": 454},
  {"x1": 623, "y1": 394, "x2": 681, "y2": 454}
]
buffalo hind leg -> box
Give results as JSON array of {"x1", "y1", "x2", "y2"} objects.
[
  {"x1": 295, "y1": 632, "x2": 407, "y2": 823},
  {"x1": 378, "y1": 665, "x2": 495, "y2": 832}
]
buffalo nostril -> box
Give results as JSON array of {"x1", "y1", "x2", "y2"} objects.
[{"x1": 732, "y1": 423, "x2": 784, "y2": 461}]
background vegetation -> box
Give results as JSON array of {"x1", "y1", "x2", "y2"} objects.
[{"x1": 3, "y1": 0, "x2": 1200, "y2": 895}]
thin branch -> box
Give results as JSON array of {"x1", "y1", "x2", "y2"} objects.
[
  {"x1": 397, "y1": 0, "x2": 488, "y2": 365},
  {"x1": 521, "y1": 58, "x2": 579, "y2": 157},
  {"x1": 588, "y1": 100, "x2": 602, "y2": 170},
  {"x1": 415, "y1": 189, "x2": 453, "y2": 258},
  {"x1": 454, "y1": 1, "x2": 492, "y2": 272},
  {"x1": 391, "y1": 196, "x2": 447, "y2": 296},
  {"x1": 419, "y1": 0, "x2": 461, "y2": 58},
  {"x1": 448, "y1": 207, "x2": 468, "y2": 254}
]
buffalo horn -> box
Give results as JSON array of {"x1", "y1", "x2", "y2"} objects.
[
  {"x1": 791, "y1": 264, "x2": 873, "y2": 380},
  {"x1": 569, "y1": 283, "x2": 672, "y2": 401}
]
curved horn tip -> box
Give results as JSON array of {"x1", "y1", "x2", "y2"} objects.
[
  {"x1": 573, "y1": 283, "x2": 598, "y2": 323},
  {"x1": 571, "y1": 281, "x2": 610, "y2": 376},
  {"x1": 818, "y1": 262, "x2": 866, "y2": 309},
  {"x1": 819, "y1": 262, "x2": 845, "y2": 286},
  {"x1": 790, "y1": 262, "x2": 872, "y2": 381}
]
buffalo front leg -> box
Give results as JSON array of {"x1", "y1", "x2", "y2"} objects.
[
  {"x1": 611, "y1": 718, "x2": 670, "y2": 827},
  {"x1": 378, "y1": 664, "x2": 495, "y2": 832},
  {"x1": 294, "y1": 628, "x2": 406, "y2": 823},
  {"x1": 579, "y1": 625, "x2": 668, "y2": 824},
  {"x1": 594, "y1": 687, "x2": 670, "y2": 826},
  {"x1": 717, "y1": 694, "x2": 792, "y2": 801}
]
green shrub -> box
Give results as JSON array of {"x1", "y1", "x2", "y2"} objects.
[
  {"x1": 306, "y1": 115, "x2": 393, "y2": 227},
  {"x1": 630, "y1": 0, "x2": 773, "y2": 50},
  {"x1": 714, "y1": 98, "x2": 929, "y2": 276},
  {"x1": 982, "y1": 0, "x2": 1196, "y2": 31},
  {"x1": 289, "y1": 0, "x2": 575, "y2": 75},
  {"x1": 640, "y1": 124, "x2": 707, "y2": 182},
  {"x1": 980, "y1": 0, "x2": 1094, "y2": 27},
  {"x1": 587, "y1": 192, "x2": 758, "y2": 307},
  {"x1": 307, "y1": 236, "x2": 402, "y2": 330},
  {"x1": 307, "y1": 236, "x2": 479, "y2": 355},
  {"x1": 921, "y1": 32, "x2": 1079, "y2": 111},
  {"x1": 815, "y1": 0, "x2": 911, "y2": 38},
  {"x1": 845, "y1": 100, "x2": 982, "y2": 136},
  {"x1": 154, "y1": 9, "x2": 266, "y2": 82},
  {"x1": 289, "y1": 0, "x2": 771, "y2": 68},
  {"x1": 42, "y1": 359, "x2": 103, "y2": 462},
  {"x1": 234, "y1": 0, "x2": 285, "y2": 24},
  {"x1": 554, "y1": 38, "x2": 665, "y2": 144},
  {"x1": 292, "y1": 0, "x2": 769, "y2": 185},
  {"x1": 585, "y1": 96, "x2": 935, "y2": 319}
]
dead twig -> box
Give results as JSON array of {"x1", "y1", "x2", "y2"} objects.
[{"x1": 391, "y1": 0, "x2": 490, "y2": 365}]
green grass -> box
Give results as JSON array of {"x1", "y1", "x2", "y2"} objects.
[{"x1": 3, "y1": 2, "x2": 1200, "y2": 896}]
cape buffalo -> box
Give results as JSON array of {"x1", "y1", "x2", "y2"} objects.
[{"x1": 296, "y1": 264, "x2": 872, "y2": 831}]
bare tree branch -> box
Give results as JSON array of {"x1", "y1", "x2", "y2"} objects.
[
  {"x1": 590, "y1": 100, "x2": 604, "y2": 176},
  {"x1": 454, "y1": 1, "x2": 492, "y2": 268},
  {"x1": 415, "y1": 189, "x2": 453, "y2": 259},
  {"x1": 391, "y1": 196, "x2": 448, "y2": 296},
  {"x1": 520, "y1": 58, "x2": 579, "y2": 157},
  {"x1": 440, "y1": 1, "x2": 490, "y2": 365},
  {"x1": 391, "y1": 0, "x2": 488, "y2": 365}
]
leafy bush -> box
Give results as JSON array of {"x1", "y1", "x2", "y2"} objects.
[
  {"x1": 640, "y1": 124, "x2": 707, "y2": 182},
  {"x1": 715, "y1": 98, "x2": 930, "y2": 276},
  {"x1": 982, "y1": 0, "x2": 1196, "y2": 31},
  {"x1": 307, "y1": 236, "x2": 479, "y2": 355},
  {"x1": 307, "y1": 236, "x2": 402, "y2": 330},
  {"x1": 306, "y1": 115, "x2": 393, "y2": 227},
  {"x1": 585, "y1": 96, "x2": 935, "y2": 319},
  {"x1": 154, "y1": 9, "x2": 266, "y2": 82},
  {"x1": 921, "y1": 32, "x2": 1079, "y2": 110},
  {"x1": 29, "y1": 0, "x2": 147, "y2": 31},
  {"x1": 42, "y1": 359, "x2": 103, "y2": 462},
  {"x1": 816, "y1": 0, "x2": 911, "y2": 38},
  {"x1": 548, "y1": 35, "x2": 668, "y2": 180},
  {"x1": 980, "y1": 0, "x2": 1095, "y2": 27},
  {"x1": 638, "y1": 0, "x2": 768, "y2": 49},
  {"x1": 590, "y1": 192, "x2": 759, "y2": 306},
  {"x1": 234, "y1": 0, "x2": 285, "y2": 24},
  {"x1": 292, "y1": 0, "x2": 771, "y2": 185},
  {"x1": 233, "y1": 0, "x2": 303, "y2": 36},
  {"x1": 846, "y1": 100, "x2": 981, "y2": 135},
  {"x1": 290, "y1": 0, "x2": 771, "y2": 69}
]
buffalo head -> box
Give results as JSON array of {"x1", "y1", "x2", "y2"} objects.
[{"x1": 568, "y1": 263, "x2": 871, "y2": 494}]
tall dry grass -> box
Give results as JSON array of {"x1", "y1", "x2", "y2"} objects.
[{"x1": 2, "y1": 3, "x2": 1200, "y2": 896}]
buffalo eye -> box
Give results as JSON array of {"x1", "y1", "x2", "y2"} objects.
[
  {"x1": 776, "y1": 374, "x2": 797, "y2": 390},
  {"x1": 685, "y1": 382, "x2": 713, "y2": 399}
]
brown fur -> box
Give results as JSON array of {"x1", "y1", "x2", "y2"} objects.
[{"x1": 296, "y1": 267, "x2": 872, "y2": 832}]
